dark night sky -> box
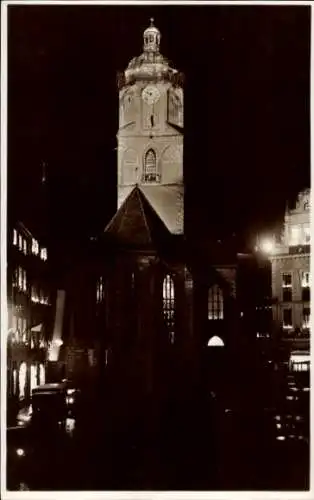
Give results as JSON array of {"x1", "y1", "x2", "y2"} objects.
[{"x1": 8, "y1": 4, "x2": 310, "y2": 271}]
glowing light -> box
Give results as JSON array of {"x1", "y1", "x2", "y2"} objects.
[
  {"x1": 259, "y1": 238, "x2": 275, "y2": 254},
  {"x1": 16, "y1": 448, "x2": 25, "y2": 457},
  {"x1": 207, "y1": 335, "x2": 224, "y2": 347},
  {"x1": 302, "y1": 387, "x2": 310, "y2": 392},
  {"x1": 54, "y1": 339, "x2": 63, "y2": 347},
  {"x1": 65, "y1": 418, "x2": 76, "y2": 436},
  {"x1": 66, "y1": 397, "x2": 74, "y2": 405},
  {"x1": 274, "y1": 415, "x2": 281, "y2": 421},
  {"x1": 276, "y1": 423, "x2": 282, "y2": 429},
  {"x1": 276, "y1": 436, "x2": 286, "y2": 441},
  {"x1": 295, "y1": 416, "x2": 302, "y2": 421},
  {"x1": 286, "y1": 396, "x2": 293, "y2": 400},
  {"x1": 67, "y1": 388, "x2": 75, "y2": 395}
]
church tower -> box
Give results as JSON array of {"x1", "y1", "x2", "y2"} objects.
[{"x1": 117, "y1": 19, "x2": 184, "y2": 235}]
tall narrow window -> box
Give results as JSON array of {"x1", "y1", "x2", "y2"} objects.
[
  {"x1": 13, "y1": 229, "x2": 18, "y2": 246},
  {"x1": 303, "y1": 307, "x2": 310, "y2": 329},
  {"x1": 208, "y1": 284, "x2": 224, "y2": 320},
  {"x1": 283, "y1": 308, "x2": 292, "y2": 329},
  {"x1": 96, "y1": 277, "x2": 104, "y2": 304},
  {"x1": 163, "y1": 274, "x2": 175, "y2": 343},
  {"x1": 19, "y1": 362, "x2": 27, "y2": 400},
  {"x1": 143, "y1": 149, "x2": 158, "y2": 183},
  {"x1": 282, "y1": 272, "x2": 292, "y2": 302}
]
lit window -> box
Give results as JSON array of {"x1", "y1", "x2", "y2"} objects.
[
  {"x1": 96, "y1": 277, "x2": 104, "y2": 304},
  {"x1": 32, "y1": 238, "x2": 39, "y2": 255},
  {"x1": 303, "y1": 307, "x2": 310, "y2": 329},
  {"x1": 23, "y1": 239, "x2": 27, "y2": 255},
  {"x1": 40, "y1": 248, "x2": 47, "y2": 261},
  {"x1": 31, "y1": 286, "x2": 39, "y2": 303},
  {"x1": 290, "y1": 226, "x2": 300, "y2": 246},
  {"x1": 22, "y1": 270, "x2": 27, "y2": 292},
  {"x1": 13, "y1": 229, "x2": 18, "y2": 246},
  {"x1": 18, "y1": 267, "x2": 23, "y2": 290},
  {"x1": 143, "y1": 149, "x2": 158, "y2": 183},
  {"x1": 208, "y1": 335, "x2": 224, "y2": 347},
  {"x1": 18, "y1": 234, "x2": 23, "y2": 251},
  {"x1": 163, "y1": 274, "x2": 175, "y2": 343},
  {"x1": 283, "y1": 308, "x2": 292, "y2": 329},
  {"x1": 208, "y1": 284, "x2": 224, "y2": 320},
  {"x1": 13, "y1": 369, "x2": 17, "y2": 395},
  {"x1": 19, "y1": 362, "x2": 27, "y2": 400}
]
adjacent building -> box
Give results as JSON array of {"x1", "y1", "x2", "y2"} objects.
[
  {"x1": 7, "y1": 220, "x2": 53, "y2": 410},
  {"x1": 267, "y1": 188, "x2": 310, "y2": 371}
]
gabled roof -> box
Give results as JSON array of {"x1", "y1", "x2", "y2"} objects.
[{"x1": 104, "y1": 186, "x2": 172, "y2": 250}]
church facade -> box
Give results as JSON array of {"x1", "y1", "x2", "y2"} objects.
[{"x1": 58, "y1": 22, "x2": 272, "y2": 428}]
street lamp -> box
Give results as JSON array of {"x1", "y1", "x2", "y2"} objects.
[{"x1": 258, "y1": 238, "x2": 275, "y2": 255}]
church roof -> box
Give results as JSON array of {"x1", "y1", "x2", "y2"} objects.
[{"x1": 104, "y1": 186, "x2": 173, "y2": 251}]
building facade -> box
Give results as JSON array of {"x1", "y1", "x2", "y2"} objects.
[
  {"x1": 7, "y1": 221, "x2": 53, "y2": 409},
  {"x1": 268, "y1": 188, "x2": 310, "y2": 370}
]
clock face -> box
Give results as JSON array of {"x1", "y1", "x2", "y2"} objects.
[{"x1": 142, "y1": 85, "x2": 160, "y2": 105}]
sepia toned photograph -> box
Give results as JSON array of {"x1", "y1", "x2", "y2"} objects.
[{"x1": 2, "y1": 0, "x2": 311, "y2": 494}]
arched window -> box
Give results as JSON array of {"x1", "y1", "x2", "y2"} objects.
[
  {"x1": 163, "y1": 274, "x2": 175, "y2": 343},
  {"x1": 208, "y1": 335, "x2": 224, "y2": 347},
  {"x1": 143, "y1": 149, "x2": 158, "y2": 183},
  {"x1": 208, "y1": 284, "x2": 224, "y2": 320}
]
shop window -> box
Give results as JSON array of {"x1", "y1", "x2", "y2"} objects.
[
  {"x1": 163, "y1": 274, "x2": 175, "y2": 343},
  {"x1": 208, "y1": 284, "x2": 224, "y2": 320}
]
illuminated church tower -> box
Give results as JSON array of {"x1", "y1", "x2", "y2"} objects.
[{"x1": 117, "y1": 19, "x2": 184, "y2": 234}]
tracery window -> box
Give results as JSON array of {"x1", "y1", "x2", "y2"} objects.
[
  {"x1": 208, "y1": 284, "x2": 224, "y2": 320},
  {"x1": 143, "y1": 149, "x2": 158, "y2": 183},
  {"x1": 163, "y1": 274, "x2": 175, "y2": 343}
]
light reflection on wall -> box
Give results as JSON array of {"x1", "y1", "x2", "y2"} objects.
[
  {"x1": 39, "y1": 363, "x2": 45, "y2": 386},
  {"x1": 30, "y1": 365, "x2": 38, "y2": 392}
]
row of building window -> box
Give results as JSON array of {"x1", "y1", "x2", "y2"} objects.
[
  {"x1": 13, "y1": 267, "x2": 27, "y2": 291},
  {"x1": 31, "y1": 286, "x2": 49, "y2": 305},
  {"x1": 9, "y1": 316, "x2": 46, "y2": 348},
  {"x1": 281, "y1": 271, "x2": 310, "y2": 302},
  {"x1": 10, "y1": 362, "x2": 45, "y2": 399},
  {"x1": 12, "y1": 268, "x2": 49, "y2": 304},
  {"x1": 13, "y1": 229, "x2": 47, "y2": 261},
  {"x1": 282, "y1": 307, "x2": 310, "y2": 330}
]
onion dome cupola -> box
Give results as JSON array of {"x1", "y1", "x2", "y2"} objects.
[
  {"x1": 143, "y1": 18, "x2": 161, "y2": 53},
  {"x1": 123, "y1": 18, "x2": 181, "y2": 86}
]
